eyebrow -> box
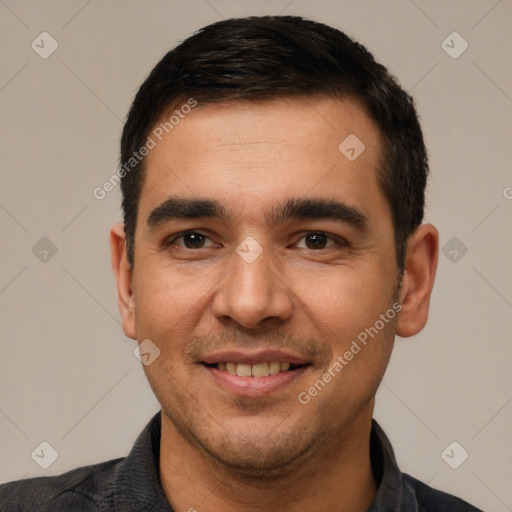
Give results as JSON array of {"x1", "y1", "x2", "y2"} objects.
[{"x1": 146, "y1": 196, "x2": 369, "y2": 232}]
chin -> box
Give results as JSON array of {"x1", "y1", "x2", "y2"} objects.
[{"x1": 194, "y1": 421, "x2": 320, "y2": 479}]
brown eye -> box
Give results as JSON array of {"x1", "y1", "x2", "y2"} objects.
[
  {"x1": 167, "y1": 231, "x2": 214, "y2": 249},
  {"x1": 295, "y1": 232, "x2": 339, "y2": 250},
  {"x1": 305, "y1": 233, "x2": 327, "y2": 249},
  {"x1": 181, "y1": 232, "x2": 206, "y2": 248}
]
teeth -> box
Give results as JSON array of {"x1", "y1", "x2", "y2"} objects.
[
  {"x1": 251, "y1": 362, "x2": 269, "y2": 377},
  {"x1": 269, "y1": 362, "x2": 281, "y2": 375},
  {"x1": 236, "y1": 364, "x2": 252, "y2": 377},
  {"x1": 216, "y1": 361, "x2": 297, "y2": 377}
]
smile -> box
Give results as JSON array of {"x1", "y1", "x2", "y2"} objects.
[{"x1": 206, "y1": 361, "x2": 306, "y2": 377}]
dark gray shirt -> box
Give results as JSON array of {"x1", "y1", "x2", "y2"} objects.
[{"x1": 0, "y1": 411, "x2": 483, "y2": 511}]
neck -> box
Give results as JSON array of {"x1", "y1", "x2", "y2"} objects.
[{"x1": 159, "y1": 404, "x2": 378, "y2": 512}]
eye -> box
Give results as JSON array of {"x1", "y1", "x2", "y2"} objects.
[
  {"x1": 294, "y1": 232, "x2": 345, "y2": 250},
  {"x1": 165, "y1": 231, "x2": 216, "y2": 249}
]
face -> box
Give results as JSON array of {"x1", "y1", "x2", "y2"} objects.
[{"x1": 120, "y1": 97, "x2": 403, "y2": 473}]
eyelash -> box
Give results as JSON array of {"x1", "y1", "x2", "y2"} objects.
[{"x1": 163, "y1": 230, "x2": 347, "y2": 251}]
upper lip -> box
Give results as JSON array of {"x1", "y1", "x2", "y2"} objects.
[{"x1": 201, "y1": 349, "x2": 310, "y2": 366}]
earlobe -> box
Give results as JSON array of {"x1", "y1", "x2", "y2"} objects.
[
  {"x1": 110, "y1": 223, "x2": 137, "y2": 340},
  {"x1": 395, "y1": 224, "x2": 439, "y2": 338}
]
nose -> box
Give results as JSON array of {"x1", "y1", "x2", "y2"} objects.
[{"x1": 212, "y1": 244, "x2": 293, "y2": 329}]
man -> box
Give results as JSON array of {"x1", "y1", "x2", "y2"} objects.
[{"x1": 0, "y1": 15, "x2": 482, "y2": 512}]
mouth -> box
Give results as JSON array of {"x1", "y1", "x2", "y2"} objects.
[
  {"x1": 203, "y1": 361, "x2": 307, "y2": 377},
  {"x1": 200, "y1": 351, "x2": 312, "y2": 398}
]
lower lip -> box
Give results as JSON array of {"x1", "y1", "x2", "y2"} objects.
[{"x1": 203, "y1": 365, "x2": 310, "y2": 398}]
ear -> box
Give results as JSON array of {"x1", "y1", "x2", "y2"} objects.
[
  {"x1": 110, "y1": 223, "x2": 137, "y2": 340},
  {"x1": 396, "y1": 224, "x2": 439, "y2": 338}
]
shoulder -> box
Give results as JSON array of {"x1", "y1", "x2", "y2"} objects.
[
  {"x1": 0, "y1": 457, "x2": 123, "y2": 512},
  {"x1": 403, "y1": 473, "x2": 484, "y2": 512}
]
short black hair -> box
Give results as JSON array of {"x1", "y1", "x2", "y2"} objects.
[{"x1": 120, "y1": 15, "x2": 428, "y2": 274}]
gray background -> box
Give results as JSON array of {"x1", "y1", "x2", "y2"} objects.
[{"x1": 1, "y1": 1, "x2": 511, "y2": 510}]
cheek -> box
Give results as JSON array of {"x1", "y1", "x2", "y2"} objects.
[
  {"x1": 132, "y1": 261, "x2": 219, "y2": 334},
  {"x1": 132, "y1": 266, "x2": 204, "y2": 397},
  {"x1": 292, "y1": 264, "x2": 390, "y2": 343}
]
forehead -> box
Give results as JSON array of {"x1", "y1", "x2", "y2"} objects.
[{"x1": 138, "y1": 96, "x2": 388, "y2": 228}]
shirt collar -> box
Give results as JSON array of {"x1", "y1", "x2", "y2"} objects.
[
  {"x1": 114, "y1": 411, "x2": 173, "y2": 511},
  {"x1": 367, "y1": 419, "x2": 409, "y2": 511}
]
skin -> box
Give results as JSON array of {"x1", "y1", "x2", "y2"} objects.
[{"x1": 111, "y1": 96, "x2": 439, "y2": 511}]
